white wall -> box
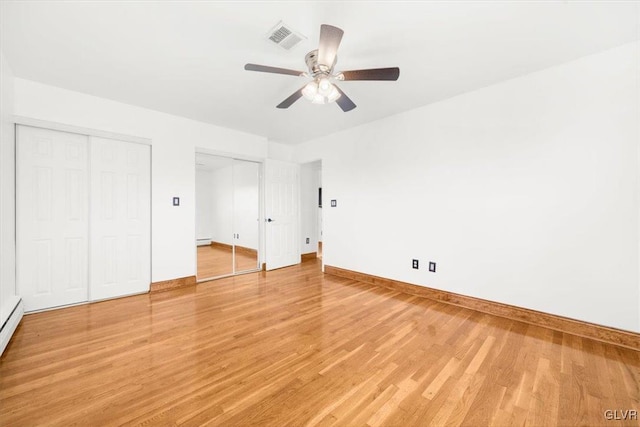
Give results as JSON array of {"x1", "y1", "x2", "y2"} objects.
[
  {"x1": 195, "y1": 168, "x2": 213, "y2": 241},
  {"x1": 232, "y1": 160, "x2": 260, "y2": 250},
  {"x1": 0, "y1": 51, "x2": 19, "y2": 328},
  {"x1": 197, "y1": 161, "x2": 259, "y2": 250},
  {"x1": 13, "y1": 78, "x2": 268, "y2": 282},
  {"x1": 296, "y1": 42, "x2": 640, "y2": 332},
  {"x1": 300, "y1": 161, "x2": 321, "y2": 254},
  {"x1": 211, "y1": 166, "x2": 234, "y2": 246},
  {"x1": 267, "y1": 140, "x2": 295, "y2": 162}
]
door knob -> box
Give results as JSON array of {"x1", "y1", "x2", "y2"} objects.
[{"x1": 267, "y1": 218, "x2": 275, "y2": 222}]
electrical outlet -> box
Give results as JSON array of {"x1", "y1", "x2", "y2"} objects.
[
  {"x1": 412, "y1": 259, "x2": 419, "y2": 269},
  {"x1": 306, "y1": 237, "x2": 310, "y2": 244},
  {"x1": 429, "y1": 262, "x2": 436, "y2": 272}
]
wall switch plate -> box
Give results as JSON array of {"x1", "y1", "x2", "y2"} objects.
[
  {"x1": 306, "y1": 237, "x2": 310, "y2": 244},
  {"x1": 412, "y1": 259, "x2": 419, "y2": 269},
  {"x1": 331, "y1": 200, "x2": 337, "y2": 207},
  {"x1": 172, "y1": 197, "x2": 180, "y2": 206},
  {"x1": 429, "y1": 262, "x2": 436, "y2": 272}
]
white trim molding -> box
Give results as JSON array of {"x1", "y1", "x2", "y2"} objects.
[{"x1": 12, "y1": 115, "x2": 152, "y2": 145}]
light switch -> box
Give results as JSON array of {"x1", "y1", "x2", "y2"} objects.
[{"x1": 173, "y1": 197, "x2": 180, "y2": 206}]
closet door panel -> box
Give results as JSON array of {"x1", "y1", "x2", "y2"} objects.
[
  {"x1": 195, "y1": 154, "x2": 234, "y2": 280},
  {"x1": 90, "y1": 137, "x2": 150, "y2": 300},
  {"x1": 16, "y1": 126, "x2": 89, "y2": 312},
  {"x1": 233, "y1": 160, "x2": 260, "y2": 273}
]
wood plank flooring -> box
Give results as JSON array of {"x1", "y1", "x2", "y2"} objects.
[
  {"x1": 197, "y1": 244, "x2": 258, "y2": 279},
  {"x1": 1, "y1": 259, "x2": 638, "y2": 426}
]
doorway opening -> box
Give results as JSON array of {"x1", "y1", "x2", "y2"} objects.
[{"x1": 300, "y1": 160, "x2": 322, "y2": 261}]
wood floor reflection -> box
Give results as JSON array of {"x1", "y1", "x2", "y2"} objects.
[
  {"x1": 1, "y1": 258, "x2": 638, "y2": 425},
  {"x1": 197, "y1": 244, "x2": 258, "y2": 279}
]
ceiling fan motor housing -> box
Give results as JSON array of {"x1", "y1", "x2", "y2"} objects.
[{"x1": 305, "y1": 49, "x2": 335, "y2": 77}]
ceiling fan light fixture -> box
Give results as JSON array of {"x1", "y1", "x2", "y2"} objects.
[
  {"x1": 311, "y1": 93, "x2": 326, "y2": 104},
  {"x1": 302, "y1": 78, "x2": 339, "y2": 105},
  {"x1": 327, "y1": 85, "x2": 341, "y2": 102},
  {"x1": 317, "y1": 78, "x2": 333, "y2": 96},
  {"x1": 302, "y1": 81, "x2": 318, "y2": 100}
]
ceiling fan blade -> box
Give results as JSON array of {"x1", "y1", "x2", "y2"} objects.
[
  {"x1": 276, "y1": 87, "x2": 305, "y2": 109},
  {"x1": 341, "y1": 67, "x2": 400, "y2": 81},
  {"x1": 244, "y1": 63, "x2": 304, "y2": 77},
  {"x1": 317, "y1": 24, "x2": 344, "y2": 69},
  {"x1": 334, "y1": 85, "x2": 356, "y2": 112}
]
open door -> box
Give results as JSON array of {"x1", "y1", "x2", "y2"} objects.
[{"x1": 265, "y1": 159, "x2": 300, "y2": 270}]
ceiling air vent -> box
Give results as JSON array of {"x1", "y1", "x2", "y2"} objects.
[{"x1": 267, "y1": 21, "x2": 305, "y2": 50}]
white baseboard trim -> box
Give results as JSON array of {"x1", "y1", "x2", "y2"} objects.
[{"x1": 0, "y1": 298, "x2": 24, "y2": 356}]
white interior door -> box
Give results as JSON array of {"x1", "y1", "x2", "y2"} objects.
[
  {"x1": 90, "y1": 137, "x2": 151, "y2": 300},
  {"x1": 265, "y1": 159, "x2": 300, "y2": 270},
  {"x1": 16, "y1": 126, "x2": 89, "y2": 312}
]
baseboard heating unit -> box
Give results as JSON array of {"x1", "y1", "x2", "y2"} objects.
[{"x1": 0, "y1": 298, "x2": 24, "y2": 356}]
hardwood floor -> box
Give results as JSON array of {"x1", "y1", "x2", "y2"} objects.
[
  {"x1": 197, "y1": 244, "x2": 258, "y2": 279},
  {"x1": 1, "y1": 259, "x2": 638, "y2": 426}
]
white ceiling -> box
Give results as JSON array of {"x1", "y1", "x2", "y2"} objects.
[{"x1": 1, "y1": 1, "x2": 638, "y2": 144}]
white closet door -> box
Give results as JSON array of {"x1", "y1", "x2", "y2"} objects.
[
  {"x1": 17, "y1": 126, "x2": 89, "y2": 312},
  {"x1": 90, "y1": 137, "x2": 150, "y2": 300}
]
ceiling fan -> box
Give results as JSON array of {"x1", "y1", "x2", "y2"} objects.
[{"x1": 244, "y1": 24, "x2": 400, "y2": 112}]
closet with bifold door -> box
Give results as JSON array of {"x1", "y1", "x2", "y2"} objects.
[{"x1": 16, "y1": 125, "x2": 151, "y2": 312}]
